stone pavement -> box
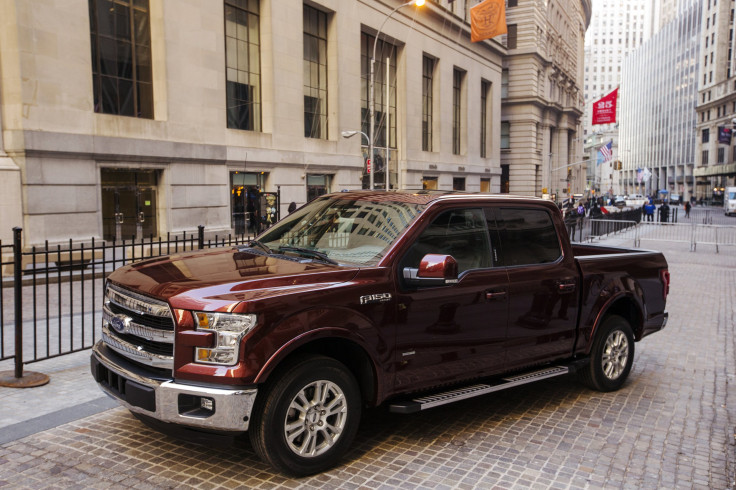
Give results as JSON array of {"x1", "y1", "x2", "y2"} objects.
[{"x1": 0, "y1": 238, "x2": 735, "y2": 488}]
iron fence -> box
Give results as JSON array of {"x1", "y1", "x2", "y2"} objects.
[{"x1": 0, "y1": 227, "x2": 255, "y2": 375}]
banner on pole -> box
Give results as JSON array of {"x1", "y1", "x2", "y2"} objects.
[{"x1": 592, "y1": 88, "x2": 618, "y2": 125}]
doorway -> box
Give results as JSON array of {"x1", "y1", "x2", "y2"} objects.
[{"x1": 101, "y1": 169, "x2": 158, "y2": 241}]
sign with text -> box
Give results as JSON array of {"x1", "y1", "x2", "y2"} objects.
[{"x1": 592, "y1": 88, "x2": 618, "y2": 125}]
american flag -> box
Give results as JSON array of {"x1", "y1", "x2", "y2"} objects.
[{"x1": 597, "y1": 140, "x2": 613, "y2": 165}]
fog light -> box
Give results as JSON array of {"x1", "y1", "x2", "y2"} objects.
[{"x1": 200, "y1": 397, "x2": 214, "y2": 411}]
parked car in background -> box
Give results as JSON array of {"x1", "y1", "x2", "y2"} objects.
[
  {"x1": 670, "y1": 194, "x2": 681, "y2": 205},
  {"x1": 625, "y1": 194, "x2": 647, "y2": 207},
  {"x1": 725, "y1": 187, "x2": 736, "y2": 216},
  {"x1": 614, "y1": 195, "x2": 626, "y2": 207}
]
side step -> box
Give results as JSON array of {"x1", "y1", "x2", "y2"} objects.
[{"x1": 388, "y1": 365, "x2": 570, "y2": 414}]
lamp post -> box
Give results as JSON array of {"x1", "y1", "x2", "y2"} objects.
[
  {"x1": 342, "y1": 130, "x2": 371, "y2": 182},
  {"x1": 368, "y1": 0, "x2": 424, "y2": 190}
]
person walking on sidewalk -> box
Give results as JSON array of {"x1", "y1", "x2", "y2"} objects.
[{"x1": 685, "y1": 200, "x2": 691, "y2": 218}]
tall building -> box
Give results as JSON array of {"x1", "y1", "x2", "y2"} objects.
[
  {"x1": 0, "y1": 0, "x2": 507, "y2": 246},
  {"x1": 501, "y1": 0, "x2": 592, "y2": 200},
  {"x1": 618, "y1": 0, "x2": 701, "y2": 200},
  {"x1": 694, "y1": 0, "x2": 736, "y2": 203},
  {"x1": 582, "y1": 0, "x2": 657, "y2": 197}
]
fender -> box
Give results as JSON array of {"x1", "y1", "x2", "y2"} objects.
[
  {"x1": 578, "y1": 281, "x2": 645, "y2": 355},
  {"x1": 251, "y1": 307, "x2": 389, "y2": 403}
]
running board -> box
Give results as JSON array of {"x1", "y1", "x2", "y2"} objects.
[{"x1": 388, "y1": 365, "x2": 570, "y2": 414}]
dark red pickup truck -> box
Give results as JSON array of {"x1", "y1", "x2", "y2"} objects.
[{"x1": 91, "y1": 191, "x2": 669, "y2": 475}]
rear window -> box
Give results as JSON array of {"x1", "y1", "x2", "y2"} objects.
[{"x1": 496, "y1": 208, "x2": 561, "y2": 266}]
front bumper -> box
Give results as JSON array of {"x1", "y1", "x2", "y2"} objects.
[{"x1": 90, "y1": 342, "x2": 257, "y2": 432}]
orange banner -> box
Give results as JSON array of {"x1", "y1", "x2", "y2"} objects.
[{"x1": 470, "y1": 0, "x2": 507, "y2": 43}]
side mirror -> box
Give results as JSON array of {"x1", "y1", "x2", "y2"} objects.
[{"x1": 403, "y1": 254, "x2": 459, "y2": 287}]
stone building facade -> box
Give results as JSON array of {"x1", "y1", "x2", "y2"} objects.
[
  {"x1": 501, "y1": 0, "x2": 591, "y2": 200},
  {"x1": 0, "y1": 0, "x2": 506, "y2": 245}
]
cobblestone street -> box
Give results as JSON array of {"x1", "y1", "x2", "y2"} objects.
[{"x1": 0, "y1": 239, "x2": 735, "y2": 488}]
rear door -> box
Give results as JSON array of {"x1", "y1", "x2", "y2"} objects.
[{"x1": 493, "y1": 206, "x2": 579, "y2": 369}]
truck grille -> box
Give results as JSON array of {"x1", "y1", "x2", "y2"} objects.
[{"x1": 102, "y1": 283, "x2": 175, "y2": 371}]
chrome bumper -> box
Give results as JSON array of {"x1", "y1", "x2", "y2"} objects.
[{"x1": 91, "y1": 342, "x2": 257, "y2": 432}]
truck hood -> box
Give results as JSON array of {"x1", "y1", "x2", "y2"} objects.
[{"x1": 107, "y1": 247, "x2": 360, "y2": 311}]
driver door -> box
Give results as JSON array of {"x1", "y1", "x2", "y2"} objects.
[{"x1": 393, "y1": 207, "x2": 509, "y2": 393}]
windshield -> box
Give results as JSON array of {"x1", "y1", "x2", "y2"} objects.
[{"x1": 255, "y1": 196, "x2": 425, "y2": 266}]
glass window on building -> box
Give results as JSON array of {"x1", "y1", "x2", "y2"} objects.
[
  {"x1": 507, "y1": 24, "x2": 517, "y2": 49},
  {"x1": 225, "y1": 0, "x2": 261, "y2": 131},
  {"x1": 718, "y1": 147, "x2": 725, "y2": 163},
  {"x1": 452, "y1": 68, "x2": 465, "y2": 155},
  {"x1": 306, "y1": 174, "x2": 331, "y2": 202},
  {"x1": 480, "y1": 178, "x2": 490, "y2": 193},
  {"x1": 304, "y1": 5, "x2": 327, "y2": 139},
  {"x1": 501, "y1": 69, "x2": 508, "y2": 98},
  {"x1": 480, "y1": 80, "x2": 491, "y2": 158},
  {"x1": 453, "y1": 177, "x2": 465, "y2": 191},
  {"x1": 422, "y1": 55, "x2": 435, "y2": 152},
  {"x1": 89, "y1": 0, "x2": 153, "y2": 118},
  {"x1": 422, "y1": 177, "x2": 438, "y2": 190},
  {"x1": 501, "y1": 121, "x2": 510, "y2": 149},
  {"x1": 702, "y1": 128, "x2": 710, "y2": 143}
]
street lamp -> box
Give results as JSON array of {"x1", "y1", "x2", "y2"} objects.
[
  {"x1": 368, "y1": 0, "x2": 424, "y2": 190},
  {"x1": 341, "y1": 130, "x2": 370, "y2": 144}
]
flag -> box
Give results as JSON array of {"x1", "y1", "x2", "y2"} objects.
[
  {"x1": 642, "y1": 167, "x2": 651, "y2": 181},
  {"x1": 470, "y1": 0, "x2": 507, "y2": 43},
  {"x1": 597, "y1": 140, "x2": 612, "y2": 165},
  {"x1": 636, "y1": 168, "x2": 643, "y2": 183},
  {"x1": 592, "y1": 88, "x2": 618, "y2": 125}
]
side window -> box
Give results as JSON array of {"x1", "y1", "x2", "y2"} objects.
[
  {"x1": 400, "y1": 208, "x2": 492, "y2": 274},
  {"x1": 496, "y1": 208, "x2": 561, "y2": 266}
]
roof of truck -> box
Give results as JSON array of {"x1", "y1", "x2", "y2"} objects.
[{"x1": 323, "y1": 190, "x2": 551, "y2": 206}]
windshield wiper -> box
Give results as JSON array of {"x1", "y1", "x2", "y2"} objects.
[
  {"x1": 277, "y1": 246, "x2": 338, "y2": 265},
  {"x1": 242, "y1": 239, "x2": 273, "y2": 255}
]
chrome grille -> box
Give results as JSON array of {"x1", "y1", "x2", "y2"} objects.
[{"x1": 103, "y1": 283, "x2": 174, "y2": 371}]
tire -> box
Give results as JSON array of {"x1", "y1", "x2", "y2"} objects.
[
  {"x1": 249, "y1": 355, "x2": 362, "y2": 476},
  {"x1": 579, "y1": 315, "x2": 635, "y2": 392}
]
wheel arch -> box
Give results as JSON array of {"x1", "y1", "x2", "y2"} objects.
[
  {"x1": 588, "y1": 294, "x2": 644, "y2": 351},
  {"x1": 255, "y1": 332, "x2": 380, "y2": 406}
]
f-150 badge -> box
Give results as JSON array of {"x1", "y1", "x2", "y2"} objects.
[{"x1": 360, "y1": 293, "x2": 392, "y2": 305}]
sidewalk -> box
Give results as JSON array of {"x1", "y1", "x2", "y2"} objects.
[{"x1": 0, "y1": 350, "x2": 115, "y2": 444}]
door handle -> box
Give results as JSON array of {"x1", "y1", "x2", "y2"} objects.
[
  {"x1": 556, "y1": 280, "x2": 576, "y2": 293},
  {"x1": 485, "y1": 290, "x2": 507, "y2": 301}
]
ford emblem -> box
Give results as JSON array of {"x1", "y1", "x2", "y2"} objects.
[{"x1": 110, "y1": 314, "x2": 132, "y2": 334}]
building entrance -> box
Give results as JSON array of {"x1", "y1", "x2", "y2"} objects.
[{"x1": 101, "y1": 169, "x2": 158, "y2": 241}]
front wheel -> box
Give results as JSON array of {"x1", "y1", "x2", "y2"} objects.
[
  {"x1": 249, "y1": 355, "x2": 362, "y2": 476},
  {"x1": 579, "y1": 315, "x2": 635, "y2": 392}
]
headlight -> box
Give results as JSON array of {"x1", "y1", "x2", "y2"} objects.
[{"x1": 193, "y1": 312, "x2": 257, "y2": 366}]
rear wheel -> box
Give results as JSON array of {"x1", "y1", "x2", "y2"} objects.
[
  {"x1": 249, "y1": 355, "x2": 361, "y2": 476},
  {"x1": 579, "y1": 315, "x2": 635, "y2": 392}
]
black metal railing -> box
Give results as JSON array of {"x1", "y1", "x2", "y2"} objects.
[{"x1": 0, "y1": 226, "x2": 255, "y2": 377}]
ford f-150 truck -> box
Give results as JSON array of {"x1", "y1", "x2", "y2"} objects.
[{"x1": 91, "y1": 191, "x2": 669, "y2": 476}]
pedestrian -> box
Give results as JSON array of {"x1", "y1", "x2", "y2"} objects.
[
  {"x1": 684, "y1": 200, "x2": 691, "y2": 218},
  {"x1": 288, "y1": 201, "x2": 297, "y2": 214},
  {"x1": 644, "y1": 201, "x2": 655, "y2": 222},
  {"x1": 659, "y1": 201, "x2": 670, "y2": 223}
]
